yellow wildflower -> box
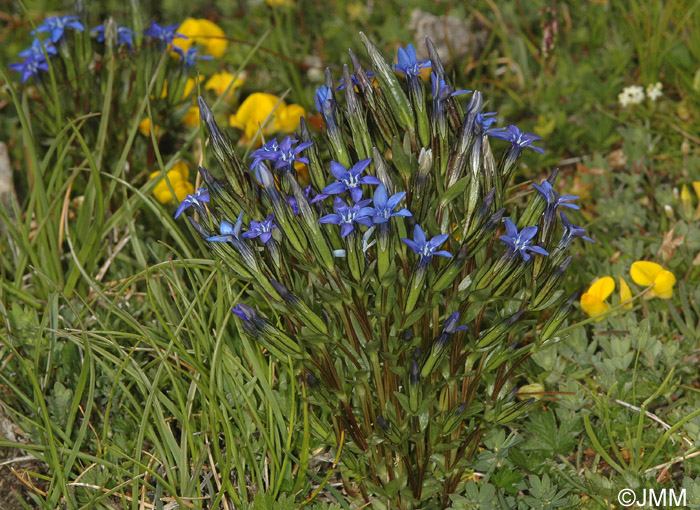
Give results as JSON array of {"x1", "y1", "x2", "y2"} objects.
[
  {"x1": 580, "y1": 276, "x2": 614, "y2": 320},
  {"x1": 205, "y1": 72, "x2": 245, "y2": 99},
  {"x1": 183, "y1": 76, "x2": 205, "y2": 98},
  {"x1": 183, "y1": 105, "x2": 200, "y2": 128},
  {"x1": 171, "y1": 18, "x2": 227, "y2": 58},
  {"x1": 150, "y1": 162, "x2": 192, "y2": 204},
  {"x1": 619, "y1": 277, "x2": 633, "y2": 310},
  {"x1": 630, "y1": 261, "x2": 676, "y2": 299},
  {"x1": 157, "y1": 78, "x2": 197, "y2": 101},
  {"x1": 229, "y1": 93, "x2": 305, "y2": 141},
  {"x1": 139, "y1": 117, "x2": 160, "y2": 137},
  {"x1": 271, "y1": 103, "x2": 306, "y2": 133}
]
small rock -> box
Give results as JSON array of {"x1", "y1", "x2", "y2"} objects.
[{"x1": 409, "y1": 9, "x2": 488, "y2": 65}]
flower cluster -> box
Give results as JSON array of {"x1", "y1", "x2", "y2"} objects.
[
  {"x1": 580, "y1": 261, "x2": 676, "y2": 320},
  {"x1": 11, "y1": 15, "x2": 225, "y2": 84},
  {"x1": 177, "y1": 36, "x2": 589, "y2": 508},
  {"x1": 618, "y1": 82, "x2": 663, "y2": 107},
  {"x1": 10, "y1": 15, "x2": 83, "y2": 83}
]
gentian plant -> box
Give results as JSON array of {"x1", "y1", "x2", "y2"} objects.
[{"x1": 179, "y1": 36, "x2": 589, "y2": 508}]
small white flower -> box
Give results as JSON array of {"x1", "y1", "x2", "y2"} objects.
[
  {"x1": 646, "y1": 82, "x2": 663, "y2": 101},
  {"x1": 618, "y1": 85, "x2": 645, "y2": 107}
]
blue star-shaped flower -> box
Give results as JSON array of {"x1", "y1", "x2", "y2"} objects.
[
  {"x1": 174, "y1": 188, "x2": 210, "y2": 219},
  {"x1": 476, "y1": 111, "x2": 498, "y2": 131},
  {"x1": 249, "y1": 139, "x2": 281, "y2": 169},
  {"x1": 34, "y1": 15, "x2": 84, "y2": 43},
  {"x1": 242, "y1": 214, "x2": 277, "y2": 244},
  {"x1": 337, "y1": 70, "x2": 375, "y2": 90},
  {"x1": 182, "y1": 46, "x2": 213, "y2": 68},
  {"x1": 206, "y1": 212, "x2": 244, "y2": 243},
  {"x1": 402, "y1": 224, "x2": 452, "y2": 264},
  {"x1": 558, "y1": 212, "x2": 594, "y2": 248},
  {"x1": 274, "y1": 137, "x2": 312, "y2": 170},
  {"x1": 91, "y1": 23, "x2": 136, "y2": 50},
  {"x1": 532, "y1": 180, "x2": 579, "y2": 210},
  {"x1": 9, "y1": 53, "x2": 49, "y2": 83},
  {"x1": 318, "y1": 196, "x2": 373, "y2": 238},
  {"x1": 499, "y1": 218, "x2": 549, "y2": 261},
  {"x1": 431, "y1": 72, "x2": 470, "y2": 116},
  {"x1": 360, "y1": 183, "x2": 412, "y2": 224},
  {"x1": 143, "y1": 21, "x2": 187, "y2": 53},
  {"x1": 19, "y1": 38, "x2": 58, "y2": 59},
  {"x1": 488, "y1": 125, "x2": 546, "y2": 155},
  {"x1": 321, "y1": 159, "x2": 381, "y2": 203},
  {"x1": 394, "y1": 44, "x2": 431, "y2": 77}
]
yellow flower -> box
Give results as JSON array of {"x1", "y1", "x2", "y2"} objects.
[
  {"x1": 630, "y1": 261, "x2": 676, "y2": 299},
  {"x1": 619, "y1": 277, "x2": 633, "y2": 310},
  {"x1": 149, "y1": 162, "x2": 191, "y2": 204},
  {"x1": 271, "y1": 103, "x2": 306, "y2": 133},
  {"x1": 183, "y1": 76, "x2": 205, "y2": 98},
  {"x1": 139, "y1": 117, "x2": 160, "y2": 137},
  {"x1": 205, "y1": 72, "x2": 245, "y2": 99},
  {"x1": 229, "y1": 93, "x2": 305, "y2": 141},
  {"x1": 580, "y1": 276, "x2": 615, "y2": 320},
  {"x1": 171, "y1": 18, "x2": 227, "y2": 58},
  {"x1": 183, "y1": 105, "x2": 200, "y2": 128}
]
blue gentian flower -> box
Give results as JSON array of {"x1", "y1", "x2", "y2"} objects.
[
  {"x1": 230, "y1": 303, "x2": 266, "y2": 334},
  {"x1": 318, "y1": 196, "x2": 373, "y2": 238},
  {"x1": 499, "y1": 218, "x2": 549, "y2": 261},
  {"x1": 435, "y1": 312, "x2": 469, "y2": 347},
  {"x1": 558, "y1": 212, "x2": 594, "y2": 249},
  {"x1": 174, "y1": 188, "x2": 210, "y2": 219},
  {"x1": 401, "y1": 224, "x2": 452, "y2": 264},
  {"x1": 242, "y1": 214, "x2": 277, "y2": 244},
  {"x1": 360, "y1": 183, "x2": 412, "y2": 224},
  {"x1": 443, "y1": 312, "x2": 469, "y2": 335},
  {"x1": 431, "y1": 72, "x2": 470, "y2": 116},
  {"x1": 337, "y1": 70, "x2": 375, "y2": 90},
  {"x1": 274, "y1": 137, "x2": 313, "y2": 171},
  {"x1": 231, "y1": 303, "x2": 257, "y2": 321},
  {"x1": 249, "y1": 137, "x2": 311, "y2": 172},
  {"x1": 314, "y1": 85, "x2": 334, "y2": 114},
  {"x1": 34, "y1": 15, "x2": 84, "y2": 43},
  {"x1": 206, "y1": 212, "x2": 244, "y2": 243},
  {"x1": 532, "y1": 180, "x2": 579, "y2": 210},
  {"x1": 9, "y1": 53, "x2": 49, "y2": 83},
  {"x1": 143, "y1": 21, "x2": 187, "y2": 53},
  {"x1": 476, "y1": 111, "x2": 498, "y2": 131},
  {"x1": 394, "y1": 44, "x2": 431, "y2": 77},
  {"x1": 288, "y1": 186, "x2": 313, "y2": 216},
  {"x1": 182, "y1": 46, "x2": 213, "y2": 68},
  {"x1": 249, "y1": 139, "x2": 281, "y2": 169},
  {"x1": 488, "y1": 125, "x2": 546, "y2": 155},
  {"x1": 19, "y1": 38, "x2": 58, "y2": 59},
  {"x1": 91, "y1": 24, "x2": 136, "y2": 50},
  {"x1": 321, "y1": 159, "x2": 381, "y2": 203}
]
